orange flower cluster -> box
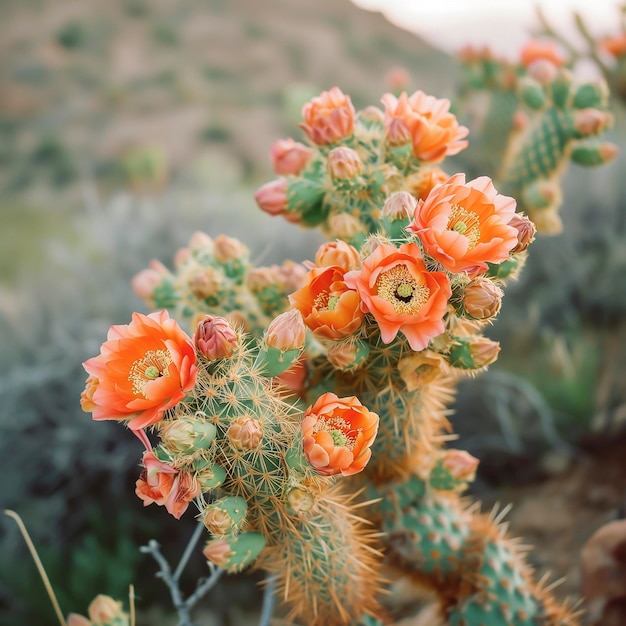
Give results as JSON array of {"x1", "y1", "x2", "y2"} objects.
[
  {"x1": 407, "y1": 173, "x2": 518, "y2": 276},
  {"x1": 81, "y1": 311, "x2": 197, "y2": 430},
  {"x1": 302, "y1": 393, "x2": 379, "y2": 476},
  {"x1": 381, "y1": 90, "x2": 469, "y2": 162}
]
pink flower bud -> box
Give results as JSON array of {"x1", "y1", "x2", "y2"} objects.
[
  {"x1": 357, "y1": 106, "x2": 385, "y2": 125},
  {"x1": 327, "y1": 146, "x2": 363, "y2": 180},
  {"x1": 574, "y1": 108, "x2": 611, "y2": 136},
  {"x1": 255, "y1": 179, "x2": 289, "y2": 216},
  {"x1": 227, "y1": 416, "x2": 263, "y2": 450},
  {"x1": 203, "y1": 538, "x2": 233, "y2": 568},
  {"x1": 463, "y1": 278, "x2": 504, "y2": 320},
  {"x1": 131, "y1": 259, "x2": 170, "y2": 302},
  {"x1": 247, "y1": 266, "x2": 281, "y2": 292},
  {"x1": 270, "y1": 138, "x2": 314, "y2": 175},
  {"x1": 509, "y1": 213, "x2": 537, "y2": 253},
  {"x1": 382, "y1": 191, "x2": 417, "y2": 221},
  {"x1": 188, "y1": 231, "x2": 214, "y2": 251},
  {"x1": 213, "y1": 234, "x2": 248, "y2": 262},
  {"x1": 314, "y1": 241, "x2": 360, "y2": 270},
  {"x1": 173, "y1": 247, "x2": 191, "y2": 269},
  {"x1": 276, "y1": 260, "x2": 307, "y2": 291},
  {"x1": 195, "y1": 315, "x2": 238, "y2": 360},
  {"x1": 265, "y1": 310, "x2": 306, "y2": 351},
  {"x1": 442, "y1": 449, "x2": 479, "y2": 482}
]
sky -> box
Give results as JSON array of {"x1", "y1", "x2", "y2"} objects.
[{"x1": 352, "y1": 0, "x2": 624, "y2": 60}]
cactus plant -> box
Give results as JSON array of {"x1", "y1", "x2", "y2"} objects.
[{"x1": 81, "y1": 80, "x2": 617, "y2": 625}]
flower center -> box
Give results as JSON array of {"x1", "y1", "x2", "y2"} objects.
[
  {"x1": 448, "y1": 204, "x2": 480, "y2": 250},
  {"x1": 129, "y1": 349, "x2": 172, "y2": 397},
  {"x1": 312, "y1": 415, "x2": 359, "y2": 450},
  {"x1": 376, "y1": 265, "x2": 430, "y2": 314},
  {"x1": 313, "y1": 291, "x2": 340, "y2": 311}
]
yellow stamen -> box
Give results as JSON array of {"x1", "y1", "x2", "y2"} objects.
[
  {"x1": 128, "y1": 349, "x2": 172, "y2": 397},
  {"x1": 448, "y1": 204, "x2": 480, "y2": 249},
  {"x1": 312, "y1": 415, "x2": 360, "y2": 450},
  {"x1": 376, "y1": 265, "x2": 430, "y2": 314}
]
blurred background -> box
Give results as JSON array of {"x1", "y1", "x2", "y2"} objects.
[{"x1": 1, "y1": 0, "x2": 625, "y2": 624}]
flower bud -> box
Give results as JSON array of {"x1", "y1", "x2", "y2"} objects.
[
  {"x1": 462, "y1": 278, "x2": 504, "y2": 320},
  {"x1": 213, "y1": 234, "x2": 248, "y2": 263},
  {"x1": 574, "y1": 108, "x2": 611, "y2": 136},
  {"x1": 80, "y1": 376, "x2": 99, "y2": 413},
  {"x1": 327, "y1": 339, "x2": 370, "y2": 371},
  {"x1": 276, "y1": 260, "x2": 307, "y2": 291},
  {"x1": 270, "y1": 138, "x2": 314, "y2": 175},
  {"x1": 287, "y1": 487, "x2": 315, "y2": 514},
  {"x1": 255, "y1": 179, "x2": 288, "y2": 216},
  {"x1": 160, "y1": 418, "x2": 217, "y2": 454},
  {"x1": 132, "y1": 259, "x2": 171, "y2": 301},
  {"x1": 382, "y1": 191, "x2": 417, "y2": 221},
  {"x1": 203, "y1": 538, "x2": 233, "y2": 568},
  {"x1": 188, "y1": 267, "x2": 222, "y2": 300},
  {"x1": 360, "y1": 235, "x2": 387, "y2": 258},
  {"x1": 327, "y1": 146, "x2": 363, "y2": 180},
  {"x1": 265, "y1": 310, "x2": 306, "y2": 351},
  {"x1": 67, "y1": 615, "x2": 91, "y2": 626},
  {"x1": 173, "y1": 247, "x2": 191, "y2": 269},
  {"x1": 246, "y1": 266, "x2": 280, "y2": 293},
  {"x1": 314, "y1": 241, "x2": 360, "y2": 270},
  {"x1": 194, "y1": 460, "x2": 226, "y2": 490},
  {"x1": 357, "y1": 105, "x2": 385, "y2": 125},
  {"x1": 88, "y1": 595, "x2": 124, "y2": 623},
  {"x1": 188, "y1": 231, "x2": 214, "y2": 252},
  {"x1": 227, "y1": 416, "x2": 262, "y2": 450},
  {"x1": 526, "y1": 59, "x2": 559, "y2": 84},
  {"x1": 442, "y1": 449, "x2": 479, "y2": 482},
  {"x1": 386, "y1": 66, "x2": 410, "y2": 92},
  {"x1": 470, "y1": 337, "x2": 501, "y2": 368},
  {"x1": 195, "y1": 315, "x2": 238, "y2": 360},
  {"x1": 327, "y1": 213, "x2": 366, "y2": 240},
  {"x1": 532, "y1": 209, "x2": 563, "y2": 235},
  {"x1": 300, "y1": 87, "x2": 355, "y2": 145},
  {"x1": 203, "y1": 496, "x2": 247, "y2": 535},
  {"x1": 509, "y1": 213, "x2": 536, "y2": 253}
]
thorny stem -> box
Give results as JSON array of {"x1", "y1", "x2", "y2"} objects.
[{"x1": 140, "y1": 523, "x2": 224, "y2": 626}]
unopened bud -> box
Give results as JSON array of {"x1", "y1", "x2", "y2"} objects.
[
  {"x1": 265, "y1": 310, "x2": 306, "y2": 351},
  {"x1": 327, "y1": 213, "x2": 366, "y2": 240},
  {"x1": 203, "y1": 538, "x2": 233, "y2": 568},
  {"x1": 67, "y1": 615, "x2": 91, "y2": 626},
  {"x1": 327, "y1": 146, "x2": 363, "y2": 180},
  {"x1": 255, "y1": 179, "x2": 288, "y2": 216},
  {"x1": 357, "y1": 105, "x2": 385, "y2": 125},
  {"x1": 526, "y1": 59, "x2": 559, "y2": 84},
  {"x1": 88, "y1": 595, "x2": 125, "y2": 623},
  {"x1": 195, "y1": 315, "x2": 238, "y2": 360},
  {"x1": 227, "y1": 416, "x2": 262, "y2": 450},
  {"x1": 463, "y1": 278, "x2": 504, "y2": 319},
  {"x1": 132, "y1": 259, "x2": 171, "y2": 301},
  {"x1": 442, "y1": 449, "x2": 479, "y2": 482},
  {"x1": 188, "y1": 231, "x2": 214, "y2": 252},
  {"x1": 574, "y1": 108, "x2": 611, "y2": 136},
  {"x1": 314, "y1": 241, "x2": 360, "y2": 270},
  {"x1": 470, "y1": 337, "x2": 501, "y2": 368},
  {"x1": 509, "y1": 213, "x2": 537, "y2": 253},
  {"x1": 246, "y1": 267, "x2": 280, "y2": 293},
  {"x1": 397, "y1": 351, "x2": 447, "y2": 391},
  {"x1": 160, "y1": 418, "x2": 217, "y2": 454},
  {"x1": 382, "y1": 191, "x2": 417, "y2": 221},
  {"x1": 327, "y1": 339, "x2": 370, "y2": 371},
  {"x1": 213, "y1": 234, "x2": 248, "y2": 263},
  {"x1": 203, "y1": 496, "x2": 247, "y2": 535},
  {"x1": 270, "y1": 138, "x2": 314, "y2": 176},
  {"x1": 173, "y1": 247, "x2": 191, "y2": 269},
  {"x1": 189, "y1": 267, "x2": 222, "y2": 300},
  {"x1": 531, "y1": 209, "x2": 563, "y2": 235},
  {"x1": 360, "y1": 235, "x2": 388, "y2": 258}
]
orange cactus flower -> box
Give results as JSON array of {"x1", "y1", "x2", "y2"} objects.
[
  {"x1": 135, "y1": 451, "x2": 200, "y2": 519},
  {"x1": 407, "y1": 173, "x2": 518, "y2": 276},
  {"x1": 302, "y1": 392, "x2": 379, "y2": 476},
  {"x1": 82, "y1": 311, "x2": 197, "y2": 430},
  {"x1": 344, "y1": 243, "x2": 451, "y2": 351},
  {"x1": 381, "y1": 90, "x2": 469, "y2": 162},
  {"x1": 520, "y1": 40, "x2": 566, "y2": 67},
  {"x1": 300, "y1": 87, "x2": 355, "y2": 146},
  {"x1": 314, "y1": 240, "x2": 361, "y2": 271},
  {"x1": 289, "y1": 265, "x2": 364, "y2": 340}
]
